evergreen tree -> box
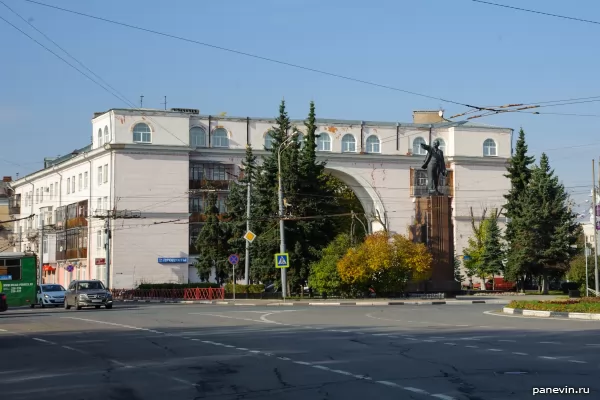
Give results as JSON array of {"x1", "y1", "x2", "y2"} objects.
[
  {"x1": 225, "y1": 145, "x2": 257, "y2": 282},
  {"x1": 479, "y1": 210, "x2": 505, "y2": 288},
  {"x1": 503, "y1": 128, "x2": 535, "y2": 283},
  {"x1": 520, "y1": 153, "x2": 580, "y2": 293},
  {"x1": 194, "y1": 191, "x2": 229, "y2": 284}
]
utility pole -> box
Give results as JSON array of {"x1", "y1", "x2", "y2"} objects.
[
  {"x1": 278, "y1": 150, "x2": 287, "y2": 298},
  {"x1": 161, "y1": 96, "x2": 167, "y2": 110},
  {"x1": 140, "y1": 95, "x2": 144, "y2": 108},
  {"x1": 38, "y1": 219, "x2": 44, "y2": 284},
  {"x1": 104, "y1": 211, "x2": 112, "y2": 289},
  {"x1": 585, "y1": 235, "x2": 589, "y2": 296},
  {"x1": 244, "y1": 179, "x2": 251, "y2": 285},
  {"x1": 592, "y1": 159, "x2": 599, "y2": 295}
]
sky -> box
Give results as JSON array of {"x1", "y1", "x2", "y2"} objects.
[{"x1": 1, "y1": 0, "x2": 599, "y2": 216}]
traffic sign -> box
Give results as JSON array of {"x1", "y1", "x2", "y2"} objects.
[
  {"x1": 228, "y1": 254, "x2": 240, "y2": 265},
  {"x1": 244, "y1": 230, "x2": 256, "y2": 243},
  {"x1": 275, "y1": 253, "x2": 289, "y2": 269}
]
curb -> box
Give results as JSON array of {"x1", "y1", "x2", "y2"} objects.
[
  {"x1": 115, "y1": 299, "x2": 510, "y2": 306},
  {"x1": 503, "y1": 307, "x2": 600, "y2": 320}
]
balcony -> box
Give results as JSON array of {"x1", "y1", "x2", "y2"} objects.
[
  {"x1": 66, "y1": 216, "x2": 88, "y2": 229},
  {"x1": 410, "y1": 168, "x2": 454, "y2": 198},
  {"x1": 65, "y1": 248, "x2": 87, "y2": 260},
  {"x1": 8, "y1": 195, "x2": 21, "y2": 215},
  {"x1": 189, "y1": 179, "x2": 231, "y2": 191}
]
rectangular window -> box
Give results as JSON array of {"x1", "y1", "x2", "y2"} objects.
[
  {"x1": 97, "y1": 230, "x2": 102, "y2": 250},
  {"x1": 35, "y1": 188, "x2": 39, "y2": 203},
  {"x1": 66, "y1": 179, "x2": 70, "y2": 194},
  {"x1": 97, "y1": 198, "x2": 102, "y2": 213},
  {"x1": 42, "y1": 235, "x2": 48, "y2": 254},
  {"x1": 103, "y1": 196, "x2": 108, "y2": 212},
  {"x1": 40, "y1": 188, "x2": 43, "y2": 203},
  {"x1": 103, "y1": 164, "x2": 108, "y2": 183},
  {"x1": 78, "y1": 174, "x2": 82, "y2": 191},
  {"x1": 84, "y1": 172, "x2": 88, "y2": 189},
  {"x1": 54, "y1": 182, "x2": 58, "y2": 197},
  {"x1": 71, "y1": 176, "x2": 75, "y2": 193},
  {"x1": 49, "y1": 184, "x2": 53, "y2": 200},
  {"x1": 98, "y1": 166, "x2": 102, "y2": 186}
]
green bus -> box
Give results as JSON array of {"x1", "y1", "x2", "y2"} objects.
[{"x1": 0, "y1": 252, "x2": 37, "y2": 307}]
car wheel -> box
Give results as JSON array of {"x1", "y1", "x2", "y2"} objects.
[
  {"x1": 64, "y1": 299, "x2": 71, "y2": 310},
  {"x1": 95, "y1": 305, "x2": 100, "y2": 309},
  {"x1": 105, "y1": 304, "x2": 113, "y2": 309},
  {"x1": 30, "y1": 304, "x2": 35, "y2": 308},
  {"x1": 40, "y1": 301, "x2": 45, "y2": 308},
  {"x1": 75, "y1": 300, "x2": 82, "y2": 311}
]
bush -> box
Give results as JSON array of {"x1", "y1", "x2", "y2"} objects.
[
  {"x1": 137, "y1": 283, "x2": 220, "y2": 290},
  {"x1": 224, "y1": 284, "x2": 265, "y2": 294},
  {"x1": 560, "y1": 281, "x2": 579, "y2": 294},
  {"x1": 508, "y1": 298, "x2": 600, "y2": 313}
]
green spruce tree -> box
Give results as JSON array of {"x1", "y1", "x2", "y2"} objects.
[
  {"x1": 503, "y1": 128, "x2": 535, "y2": 287},
  {"x1": 194, "y1": 191, "x2": 229, "y2": 284},
  {"x1": 225, "y1": 145, "x2": 257, "y2": 282},
  {"x1": 521, "y1": 153, "x2": 580, "y2": 293}
]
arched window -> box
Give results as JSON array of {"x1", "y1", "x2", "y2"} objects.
[
  {"x1": 341, "y1": 134, "x2": 356, "y2": 153},
  {"x1": 483, "y1": 138, "x2": 497, "y2": 157},
  {"x1": 103, "y1": 126, "x2": 110, "y2": 144},
  {"x1": 366, "y1": 135, "x2": 381, "y2": 153},
  {"x1": 317, "y1": 132, "x2": 331, "y2": 151},
  {"x1": 436, "y1": 138, "x2": 446, "y2": 153},
  {"x1": 133, "y1": 123, "x2": 152, "y2": 143},
  {"x1": 190, "y1": 127, "x2": 206, "y2": 147},
  {"x1": 97, "y1": 129, "x2": 103, "y2": 147},
  {"x1": 264, "y1": 130, "x2": 275, "y2": 150},
  {"x1": 413, "y1": 137, "x2": 427, "y2": 155},
  {"x1": 212, "y1": 128, "x2": 229, "y2": 148}
]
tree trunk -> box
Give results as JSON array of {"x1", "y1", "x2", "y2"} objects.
[{"x1": 541, "y1": 273, "x2": 550, "y2": 295}]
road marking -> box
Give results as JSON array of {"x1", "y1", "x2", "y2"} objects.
[
  {"x1": 0, "y1": 329, "x2": 7, "y2": 332},
  {"x1": 67, "y1": 317, "x2": 457, "y2": 399},
  {"x1": 455, "y1": 324, "x2": 470, "y2": 327},
  {"x1": 499, "y1": 340, "x2": 516, "y2": 342},
  {"x1": 443, "y1": 343, "x2": 456, "y2": 346},
  {"x1": 465, "y1": 345, "x2": 478, "y2": 348},
  {"x1": 512, "y1": 352, "x2": 528, "y2": 355},
  {"x1": 61, "y1": 345, "x2": 86, "y2": 354},
  {"x1": 540, "y1": 341, "x2": 560, "y2": 344},
  {"x1": 568, "y1": 360, "x2": 587, "y2": 364},
  {"x1": 487, "y1": 349, "x2": 503, "y2": 352},
  {"x1": 32, "y1": 338, "x2": 56, "y2": 345},
  {"x1": 60, "y1": 317, "x2": 161, "y2": 333},
  {"x1": 539, "y1": 356, "x2": 557, "y2": 360}
]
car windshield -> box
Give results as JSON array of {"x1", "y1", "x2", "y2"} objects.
[
  {"x1": 42, "y1": 285, "x2": 65, "y2": 292},
  {"x1": 77, "y1": 281, "x2": 105, "y2": 290}
]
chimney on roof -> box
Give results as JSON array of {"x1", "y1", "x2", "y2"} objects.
[
  {"x1": 412, "y1": 110, "x2": 444, "y2": 124},
  {"x1": 2, "y1": 176, "x2": 11, "y2": 182}
]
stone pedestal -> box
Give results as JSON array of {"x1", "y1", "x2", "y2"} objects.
[{"x1": 408, "y1": 195, "x2": 460, "y2": 292}]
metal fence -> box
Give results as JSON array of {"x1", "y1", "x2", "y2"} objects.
[
  {"x1": 110, "y1": 288, "x2": 225, "y2": 301},
  {"x1": 407, "y1": 292, "x2": 446, "y2": 299}
]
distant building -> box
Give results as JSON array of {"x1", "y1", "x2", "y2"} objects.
[
  {"x1": 0, "y1": 177, "x2": 12, "y2": 251},
  {"x1": 7, "y1": 107, "x2": 512, "y2": 289}
]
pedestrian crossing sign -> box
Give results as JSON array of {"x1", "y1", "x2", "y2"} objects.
[{"x1": 274, "y1": 253, "x2": 289, "y2": 269}]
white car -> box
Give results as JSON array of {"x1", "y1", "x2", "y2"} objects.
[{"x1": 32, "y1": 284, "x2": 67, "y2": 308}]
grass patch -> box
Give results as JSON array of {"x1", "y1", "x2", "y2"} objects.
[{"x1": 508, "y1": 297, "x2": 600, "y2": 313}]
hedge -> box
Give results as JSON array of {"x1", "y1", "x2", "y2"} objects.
[
  {"x1": 224, "y1": 284, "x2": 265, "y2": 294},
  {"x1": 137, "y1": 283, "x2": 220, "y2": 290},
  {"x1": 508, "y1": 298, "x2": 600, "y2": 313}
]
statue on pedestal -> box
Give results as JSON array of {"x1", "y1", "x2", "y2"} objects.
[{"x1": 420, "y1": 139, "x2": 447, "y2": 196}]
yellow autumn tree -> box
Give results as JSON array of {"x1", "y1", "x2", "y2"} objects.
[{"x1": 337, "y1": 232, "x2": 432, "y2": 294}]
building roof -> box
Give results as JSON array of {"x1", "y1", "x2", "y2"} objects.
[{"x1": 101, "y1": 108, "x2": 512, "y2": 131}]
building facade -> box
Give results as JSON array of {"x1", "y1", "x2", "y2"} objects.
[{"x1": 7, "y1": 107, "x2": 512, "y2": 289}]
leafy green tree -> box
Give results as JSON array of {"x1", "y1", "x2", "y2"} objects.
[
  {"x1": 462, "y1": 207, "x2": 490, "y2": 288},
  {"x1": 307, "y1": 233, "x2": 352, "y2": 296},
  {"x1": 520, "y1": 153, "x2": 580, "y2": 294},
  {"x1": 566, "y1": 252, "x2": 597, "y2": 293},
  {"x1": 194, "y1": 191, "x2": 229, "y2": 284},
  {"x1": 480, "y1": 210, "x2": 505, "y2": 288},
  {"x1": 503, "y1": 128, "x2": 535, "y2": 284}
]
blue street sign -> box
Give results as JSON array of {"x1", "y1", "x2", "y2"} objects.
[
  {"x1": 228, "y1": 254, "x2": 240, "y2": 265},
  {"x1": 0, "y1": 275, "x2": 13, "y2": 281},
  {"x1": 463, "y1": 255, "x2": 471, "y2": 261},
  {"x1": 158, "y1": 258, "x2": 188, "y2": 263},
  {"x1": 274, "y1": 253, "x2": 289, "y2": 269}
]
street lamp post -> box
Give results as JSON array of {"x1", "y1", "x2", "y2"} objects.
[{"x1": 277, "y1": 134, "x2": 296, "y2": 299}]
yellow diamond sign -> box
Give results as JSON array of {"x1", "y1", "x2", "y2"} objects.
[{"x1": 244, "y1": 230, "x2": 256, "y2": 243}]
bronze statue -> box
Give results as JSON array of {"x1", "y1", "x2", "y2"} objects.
[{"x1": 420, "y1": 139, "x2": 447, "y2": 196}]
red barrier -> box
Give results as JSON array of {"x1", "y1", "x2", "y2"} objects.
[{"x1": 111, "y1": 288, "x2": 224, "y2": 301}]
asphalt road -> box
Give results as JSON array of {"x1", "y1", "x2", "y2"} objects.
[{"x1": 1, "y1": 303, "x2": 598, "y2": 400}]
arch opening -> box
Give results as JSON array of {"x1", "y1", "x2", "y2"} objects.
[{"x1": 324, "y1": 166, "x2": 388, "y2": 235}]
